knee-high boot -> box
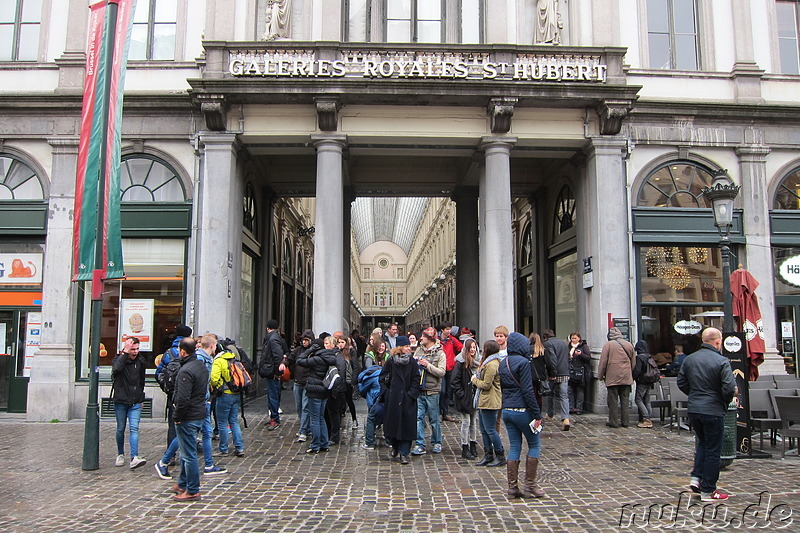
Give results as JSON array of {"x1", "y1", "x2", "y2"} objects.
[
  {"x1": 506, "y1": 460, "x2": 523, "y2": 498},
  {"x1": 522, "y1": 456, "x2": 545, "y2": 498}
]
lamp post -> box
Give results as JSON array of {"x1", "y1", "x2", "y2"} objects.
[{"x1": 701, "y1": 170, "x2": 740, "y2": 333}]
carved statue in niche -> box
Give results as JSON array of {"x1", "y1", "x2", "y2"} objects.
[
  {"x1": 262, "y1": 0, "x2": 292, "y2": 41},
  {"x1": 534, "y1": 0, "x2": 562, "y2": 45}
]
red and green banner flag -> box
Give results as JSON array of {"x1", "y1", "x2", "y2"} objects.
[{"x1": 72, "y1": 0, "x2": 137, "y2": 281}]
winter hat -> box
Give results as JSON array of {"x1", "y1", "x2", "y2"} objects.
[
  {"x1": 311, "y1": 338, "x2": 325, "y2": 349},
  {"x1": 506, "y1": 332, "x2": 530, "y2": 358},
  {"x1": 176, "y1": 325, "x2": 192, "y2": 338},
  {"x1": 266, "y1": 319, "x2": 279, "y2": 330},
  {"x1": 395, "y1": 336, "x2": 410, "y2": 347}
]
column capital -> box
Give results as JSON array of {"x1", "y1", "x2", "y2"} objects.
[
  {"x1": 479, "y1": 136, "x2": 517, "y2": 153},
  {"x1": 47, "y1": 138, "x2": 80, "y2": 154},
  {"x1": 583, "y1": 137, "x2": 628, "y2": 158},
  {"x1": 198, "y1": 132, "x2": 241, "y2": 151},
  {"x1": 310, "y1": 133, "x2": 348, "y2": 150},
  {"x1": 735, "y1": 145, "x2": 771, "y2": 162}
]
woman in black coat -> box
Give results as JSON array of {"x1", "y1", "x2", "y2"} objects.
[
  {"x1": 379, "y1": 339, "x2": 420, "y2": 464},
  {"x1": 568, "y1": 332, "x2": 591, "y2": 415},
  {"x1": 297, "y1": 337, "x2": 338, "y2": 453}
]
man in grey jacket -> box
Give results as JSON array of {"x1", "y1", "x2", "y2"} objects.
[{"x1": 677, "y1": 327, "x2": 735, "y2": 502}]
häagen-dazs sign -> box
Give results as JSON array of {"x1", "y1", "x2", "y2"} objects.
[
  {"x1": 228, "y1": 50, "x2": 608, "y2": 83},
  {"x1": 779, "y1": 255, "x2": 800, "y2": 288}
]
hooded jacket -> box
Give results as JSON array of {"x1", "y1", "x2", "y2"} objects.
[
  {"x1": 499, "y1": 332, "x2": 541, "y2": 416},
  {"x1": 296, "y1": 342, "x2": 338, "y2": 398},
  {"x1": 286, "y1": 328, "x2": 314, "y2": 385},
  {"x1": 632, "y1": 340, "x2": 653, "y2": 383},
  {"x1": 598, "y1": 327, "x2": 635, "y2": 386}
]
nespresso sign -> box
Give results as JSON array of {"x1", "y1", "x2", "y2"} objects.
[{"x1": 228, "y1": 50, "x2": 608, "y2": 83}]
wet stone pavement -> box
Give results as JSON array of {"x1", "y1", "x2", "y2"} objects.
[{"x1": 1, "y1": 393, "x2": 799, "y2": 533}]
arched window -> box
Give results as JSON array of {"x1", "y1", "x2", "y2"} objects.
[
  {"x1": 774, "y1": 166, "x2": 800, "y2": 210},
  {"x1": 0, "y1": 155, "x2": 44, "y2": 200},
  {"x1": 637, "y1": 161, "x2": 715, "y2": 208},
  {"x1": 282, "y1": 238, "x2": 292, "y2": 273},
  {"x1": 120, "y1": 155, "x2": 185, "y2": 202},
  {"x1": 553, "y1": 186, "x2": 576, "y2": 237},
  {"x1": 520, "y1": 222, "x2": 532, "y2": 267},
  {"x1": 296, "y1": 251, "x2": 303, "y2": 281},
  {"x1": 243, "y1": 182, "x2": 257, "y2": 236}
]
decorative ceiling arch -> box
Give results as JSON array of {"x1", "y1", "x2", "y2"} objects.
[{"x1": 352, "y1": 197, "x2": 429, "y2": 254}]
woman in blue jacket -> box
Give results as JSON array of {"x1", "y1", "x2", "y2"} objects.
[{"x1": 498, "y1": 331, "x2": 545, "y2": 499}]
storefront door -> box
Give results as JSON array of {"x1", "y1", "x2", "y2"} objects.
[
  {"x1": 776, "y1": 298, "x2": 800, "y2": 377},
  {"x1": 0, "y1": 309, "x2": 37, "y2": 412}
]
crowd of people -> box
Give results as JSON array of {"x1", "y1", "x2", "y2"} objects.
[{"x1": 110, "y1": 321, "x2": 735, "y2": 504}]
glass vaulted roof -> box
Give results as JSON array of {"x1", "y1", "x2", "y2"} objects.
[{"x1": 352, "y1": 197, "x2": 429, "y2": 254}]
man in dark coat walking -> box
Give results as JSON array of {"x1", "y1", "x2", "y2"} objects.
[
  {"x1": 380, "y1": 337, "x2": 420, "y2": 464},
  {"x1": 260, "y1": 319, "x2": 288, "y2": 430}
]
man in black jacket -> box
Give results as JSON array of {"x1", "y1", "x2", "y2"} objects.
[
  {"x1": 542, "y1": 329, "x2": 571, "y2": 431},
  {"x1": 171, "y1": 337, "x2": 209, "y2": 502},
  {"x1": 260, "y1": 319, "x2": 288, "y2": 430},
  {"x1": 112, "y1": 337, "x2": 147, "y2": 469},
  {"x1": 678, "y1": 327, "x2": 736, "y2": 502}
]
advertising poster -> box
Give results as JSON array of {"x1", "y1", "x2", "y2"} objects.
[
  {"x1": 0, "y1": 253, "x2": 44, "y2": 285},
  {"x1": 119, "y1": 299, "x2": 154, "y2": 351},
  {"x1": 24, "y1": 312, "x2": 42, "y2": 378}
]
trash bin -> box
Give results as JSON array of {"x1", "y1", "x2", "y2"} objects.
[{"x1": 720, "y1": 401, "x2": 737, "y2": 469}]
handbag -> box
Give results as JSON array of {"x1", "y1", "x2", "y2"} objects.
[
  {"x1": 530, "y1": 356, "x2": 552, "y2": 396},
  {"x1": 569, "y1": 365, "x2": 585, "y2": 385}
]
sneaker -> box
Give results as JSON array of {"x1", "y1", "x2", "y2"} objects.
[
  {"x1": 689, "y1": 478, "x2": 701, "y2": 494},
  {"x1": 411, "y1": 445, "x2": 426, "y2": 456},
  {"x1": 115, "y1": 454, "x2": 125, "y2": 467},
  {"x1": 352, "y1": 420, "x2": 359, "y2": 429},
  {"x1": 361, "y1": 443, "x2": 375, "y2": 450},
  {"x1": 432, "y1": 443, "x2": 442, "y2": 454},
  {"x1": 296, "y1": 433, "x2": 308, "y2": 442},
  {"x1": 130, "y1": 456, "x2": 147, "y2": 470},
  {"x1": 214, "y1": 451, "x2": 230, "y2": 457},
  {"x1": 267, "y1": 419, "x2": 280, "y2": 430},
  {"x1": 306, "y1": 448, "x2": 318, "y2": 454},
  {"x1": 235, "y1": 449, "x2": 245, "y2": 457},
  {"x1": 203, "y1": 465, "x2": 227, "y2": 475},
  {"x1": 700, "y1": 490, "x2": 729, "y2": 502},
  {"x1": 154, "y1": 461, "x2": 171, "y2": 480}
]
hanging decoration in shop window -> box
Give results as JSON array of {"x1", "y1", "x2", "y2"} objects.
[
  {"x1": 645, "y1": 247, "x2": 669, "y2": 277},
  {"x1": 687, "y1": 247, "x2": 708, "y2": 263},
  {"x1": 663, "y1": 265, "x2": 691, "y2": 290}
]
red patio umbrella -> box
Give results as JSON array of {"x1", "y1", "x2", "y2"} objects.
[{"x1": 730, "y1": 267, "x2": 765, "y2": 380}]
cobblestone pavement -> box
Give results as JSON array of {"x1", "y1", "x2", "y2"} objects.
[{"x1": 1, "y1": 393, "x2": 799, "y2": 532}]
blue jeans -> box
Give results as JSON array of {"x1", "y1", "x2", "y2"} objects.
[
  {"x1": 293, "y1": 382, "x2": 309, "y2": 436},
  {"x1": 546, "y1": 380, "x2": 570, "y2": 421},
  {"x1": 502, "y1": 409, "x2": 541, "y2": 461},
  {"x1": 201, "y1": 401, "x2": 214, "y2": 468},
  {"x1": 161, "y1": 437, "x2": 180, "y2": 465},
  {"x1": 364, "y1": 402, "x2": 378, "y2": 447},
  {"x1": 267, "y1": 378, "x2": 281, "y2": 422},
  {"x1": 215, "y1": 393, "x2": 244, "y2": 453},
  {"x1": 176, "y1": 418, "x2": 203, "y2": 495},
  {"x1": 114, "y1": 402, "x2": 142, "y2": 458},
  {"x1": 307, "y1": 396, "x2": 328, "y2": 451},
  {"x1": 689, "y1": 413, "x2": 725, "y2": 494},
  {"x1": 478, "y1": 409, "x2": 504, "y2": 452},
  {"x1": 386, "y1": 437, "x2": 412, "y2": 456},
  {"x1": 415, "y1": 393, "x2": 442, "y2": 448}
]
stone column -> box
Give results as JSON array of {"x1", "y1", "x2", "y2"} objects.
[
  {"x1": 28, "y1": 140, "x2": 80, "y2": 421},
  {"x1": 478, "y1": 137, "x2": 516, "y2": 342},
  {"x1": 453, "y1": 187, "x2": 479, "y2": 333},
  {"x1": 311, "y1": 134, "x2": 347, "y2": 335},
  {"x1": 737, "y1": 144, "x2": 783, "y2": 374},
  {"x1": 194, "y1": 133, "x2": 241, "y2": 337},
  {"x1": 343, "y1": 190, "x2": 354, "y2": 330}
]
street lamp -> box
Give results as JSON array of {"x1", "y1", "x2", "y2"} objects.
[{"x1": 702, "y1": 170, "x2": 740, "y2": 333}]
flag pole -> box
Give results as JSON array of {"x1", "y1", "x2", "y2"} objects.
[{"x1": 82, "y1": 0, "x2": 120, "y2": 471}]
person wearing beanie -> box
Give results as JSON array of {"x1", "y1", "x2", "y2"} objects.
[
  {"x1": 498, "y1": 332, "x2": 545, "y2": 499},
  {"x1": 259, "y1": 319, "x2": 288, "y2": 430},
  {"x1": 411, "y1": 330, "x2": 447, "y2": 456},
  {"x1": 287, "y1": 328, "x2": 315, "y2": 442},
  {"x1": 598, "y1": 327, "x2": 635, "y2": 428}
]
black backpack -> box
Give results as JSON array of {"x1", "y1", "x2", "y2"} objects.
[
  {"x1": 642, "y1": 356, "x2": 661, "y2": 384},
  {"x1": 157, "y1": 356, "x2": 182, "y2": 395}
]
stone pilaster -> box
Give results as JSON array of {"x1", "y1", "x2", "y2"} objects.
[
  {"x1": 453, "y1": 187, "x2": 480, "y2": 334},
  {"x1": 737, "y1": 144, "x2": 783, "y2": 375}
]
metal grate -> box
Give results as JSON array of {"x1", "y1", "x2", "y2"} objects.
[{"x1": 101, "y1": 398, "x2": 153, "y2": 419}]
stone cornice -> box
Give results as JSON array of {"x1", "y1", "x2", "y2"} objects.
[{"x1": 630, "y1": 100, "x2": 800, "y2": 123}]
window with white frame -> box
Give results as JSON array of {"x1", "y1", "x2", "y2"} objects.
[
  {"x1": 0, "y1": 0, "x2": 41, "y2": 61},
  {"x1": 778, "y1": 1, "x2": 800, "y2": 74},
  {"x1": 646, "y1": 0, "x2": 699, "y2": 70},
  {"x1": 387, "y1": 0, "x2": 443, "y2": 43},
  {"x1": 129, "y1": 0, "x2": 177, "y2": 60}
]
